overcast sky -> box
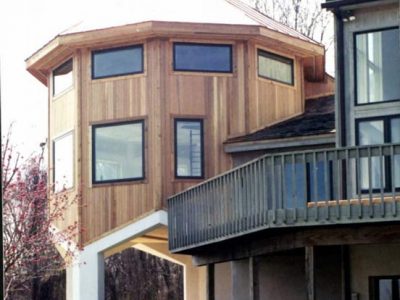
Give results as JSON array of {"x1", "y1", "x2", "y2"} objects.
[{"x1": 1, "y1": 0, "x2": 333, "y2": 160}]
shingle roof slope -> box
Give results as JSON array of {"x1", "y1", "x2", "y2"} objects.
[
  {"x1": 59, "y1": 0, "x2": 318, "y2": 45},
  {"x1": 225, "y1": 95, "x2": 335, "y2": 144}
]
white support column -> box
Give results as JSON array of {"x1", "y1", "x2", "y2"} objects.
[{"x1": 64, "y1": 210, "x2": 168, "y2": 300}]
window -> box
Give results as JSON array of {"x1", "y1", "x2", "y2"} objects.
[
  {"x1": 355, "y1": 27, "x2": 400, "y2": 104},
  {"x1": 53, "y1": 132, "x2": 74, "y2": 192},
  {"x1": 92, "y1": 120, "x2": 144, "y2": 184},
  {"x1": 370, "y1": 276, "x2": 400, "y2": 300},
  {"x1": 356, "y1": 115, "x2": 400, "y2": 191},
  {"x1": 53, "y1": 59, "x2": 73, "y2": 96},
  {"x1": 92, "y1": 45, "x2": 143, "y2": 79},
  {"x1": 258, "y1": 49, "x2": 294, "y2": 85},
  {"x1": 175, "y1": 119, "x2": 204, "y2": 178},
  {"x1": 173, "y1": 43, "x2": 232, "y2": 73}
]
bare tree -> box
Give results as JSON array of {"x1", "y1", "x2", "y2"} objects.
[{"x1": 249, "y1": 0, "x2": 333, "y2": 49}]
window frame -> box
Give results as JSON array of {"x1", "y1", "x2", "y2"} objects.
[
  {"x1": 91, "y1": 44, "x2": 144, "y2": 80},
  {"x1": 353, "y1": 26, "x2": 400, "y2": 106},
  {"x1": 355, "y1": 114, "x2": 400, "y2": 193},
  {"x1": 173, "y1": 42, "x2": 233, "y2": 74},
  {"x1": 92, "y1": 119, "x2": 145, "y2": 184},
  {"x1": 257, "y1": 49, "x2": 294, "y2": 86},
  {"x1": 52, "y1": 58, "x2": 73, "y2": 97},
  {"x1": 369, "y1": 275, "x2": 400, "y2": 300},
  {"x1": 53, "y1": 131, "x2": 74, "y2": 193},
  {"x1": 174, "y1": 118, "x2": 205, "y2": 179}
]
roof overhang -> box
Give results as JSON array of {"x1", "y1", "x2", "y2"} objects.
[
  {"x1": 224, "y1": 133, "x2": 336, "y2": 153},
  {"x1": 26, "y1": 20, "x2": 326, "y2": 86}
]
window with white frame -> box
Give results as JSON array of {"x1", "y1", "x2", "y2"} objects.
[
  {"x1": 53, "y1": 59, "x2": 73, "y2": 96},
  {"x1": 53, "y1": 132, "x2": 74, "y2": 192}
]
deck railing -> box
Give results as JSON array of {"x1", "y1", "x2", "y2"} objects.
[{"x1": 168, "y1": 144, "x2": 400, "y2": 252}]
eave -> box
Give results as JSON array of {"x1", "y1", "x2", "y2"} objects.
[{"x1": 26, "y1": 20, "x2": 325, "y2": 85}]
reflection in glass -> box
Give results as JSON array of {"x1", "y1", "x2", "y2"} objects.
[
  {"x1": 53, "y1": 59, "x2": 73, "y2": 96},
  {"x1": 356, "y1": 28, "x2": 400, "y2": 104},
  {"x1": 258, "y1": 50, "x2": 293, "y2": 85},
  {"x1": 93, "y1": 45, "x2": 143, "y2": 79},
  {"x1": 54, "y1": 132, "x2": 73, "y2": 192},
  {"x1": 94, "y1": 122, "x2": 143, "y2": 182},
  {"x1": 174, "y1": 43, "x2": 232, "y2": 72},
  {"x1": 379, "y1": 279, "x2": 392, "y2": 300},
  {"x1": 359, "y1": 120, "x2": 384, "y2": 190},
  {"x1": 176, "y1": 120, "x2": 202, "y2": 177}
]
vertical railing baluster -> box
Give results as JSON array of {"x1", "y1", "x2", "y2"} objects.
[
  {"x1": 345, "y1": 148, "x2": 350, "y2": 220},
  {"x1": 379, "y1": 145, "x2": 385, "y2": 217},
  {"x1": 303, "y1": 153, "x2": 308, "y2": 221},
  {"x1": 292, "y1": 154, "x2": 297, "y2": 221},
  {"x1": 391, "y1": 145, "x2": 397, "y2": 217},
  {"x1": 271, "y1": 156, "x2": 276, "y2": 224},
  {"x1": 323, "y1": 151, "x2": 329, "y2": 220},
  {"x1": 356, "y1": 147, "x2": 362, "y2": 219},
  {"x1": 368, "y1": 147, "x2": 373, "y2": 217}
]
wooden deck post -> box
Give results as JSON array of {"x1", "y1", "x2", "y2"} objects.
[{"x1": 305, "y1": 246, "x2": 315, "y2": 300}]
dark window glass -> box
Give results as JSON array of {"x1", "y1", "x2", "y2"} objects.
[
  {"x1": 53, "y1": 132, "x2": 74, "y2": 192},
  {"x1": 93, "y1": 121, "x2": 144, "y2": 183},
  {"x1": 173, "y1": 43, "x2": 232, "y2": 73},
  {"x1": 92, "y1": 45, "x2": 143, "y2": 79},
  {"x1": 175, "y1": 120, "x2": 203, "y2": 178},
  {"x1": 53, "y1": 59, "x2": 73, "y2": 96},
  {"x1": 355, "y1": 28, "x2": 400, "y2": 104},
  {"x1": 258, "y1": 49, "x2": 294, "y2": 85}
]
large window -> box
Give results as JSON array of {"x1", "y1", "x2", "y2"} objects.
[
  {"x1": 53, "y1": 132, "x2": 74, "y2": 192},
  {"x1": 173, "y1": 43, "x2": 232, "y2": 73},
  {"x1": 92, "y1": 120, "x2": 144, "y2": 184},
  {"x1": 356, "y1": 115, "x2": 400, "y2": 191},
  {"x1": 92, "y1": 45, "x2": 143, "y2": 79},
  {"x1": 175, "y1": 119, "x2": 204, "y2": 178},
  {"x1": 258, "y1": 49, "x2": 294, "y2": 85},
  {"x1": 370, "y1": 276, "x2": 400, "y2": 300},
  {"x1": 355, "y1": 27, "x2": 400, "y2": 104},
  {"x1": 53, "y1": 59, "x2": 73, "y2": 96}
]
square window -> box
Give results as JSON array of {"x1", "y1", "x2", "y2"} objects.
[
  {"x1": 175, "y1": 119, "x2": 204, "y2": 178},
  {"x1": 53, "y1": 59, "x2": 73, "y2": 96},
  {"x1": 92, "y1": 121, "x2": 144, "y2": 183},
  {"x1": 92, "y1": 45, "x2": 143, "y2": 79},
  {"x1": 355, "y1": 27, "x2": 400, "y2": 104},
  {"x1": 53, "y1": 132, "x2": 74, "y2": 192},
  {"x1": 258, "y1": 49, "x2": 294, "y2": 85},
  {"x1": 173, "y1": 43, "x2": 232, "y2": 73}
]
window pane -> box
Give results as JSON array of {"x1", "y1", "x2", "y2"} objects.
[
  {"x1": 258, "y1": 50, "x2": 293, "y2": 85},
  {"x1": 176, "y1": 120, "x2": 203, "y2": 177},
  {"x1": 92, "y1": 45, "x2": 143, "y2": 79},
  {"x1": 359, "y1": 120, "x2": 384, "y2": 190},
  {"x1": 392, "y1": 118, "x2": 400, "y2": 188},
  {"x1": 378, "y1": 279, "x2": 392, "y2": 300},
  {"x1": 94, "y1": 122, "x2": 143, "y2": 182},
  {"x1": 356, "y1": 28, "x2": 400, "y2": 104},
  {"x1": 54, "y1": 132, "x2": 73, "y2": 192},
  {"x1": 174, "y1": 43, "x2": 232, "y2": 73},
  {"x1": 53, "y1": 59, "x2": 73, "y2": 95}
]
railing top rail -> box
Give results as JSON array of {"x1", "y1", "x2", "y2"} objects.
[{"x1": 167, "y1": 143, "x2": 400, "y2": 200}]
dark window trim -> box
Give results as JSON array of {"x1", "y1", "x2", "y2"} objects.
[
  {"x1": 355, "y1": 114, "x2": 400, "y2": 193},
  {"x1": 52, "y1": 58, "x2": 73, "y2": 96},
  {"x1": 53, "y1": 131, "x2": 74, "y2": 192},
  {"x1": 92, "y1": 119, "x2": 145, "y2": 184},
  {"x1": 369, "y1": 275, "x2": 400, "y2": 300},
  {"x1": 174, "y1": 118, "x2": 205, "y2": 179},
  {"x1": 173, "y1": 42, "x2": 233, "y2": 73},
  {"x1": 257, "y1": 49, "x2": 294, "y2": 86},
  {"x1": 91, "y1": 44, "x2": 144, "y2": 80},
  {"x1": 353, "y1": 26, "x2": 400, "y2": 106}
]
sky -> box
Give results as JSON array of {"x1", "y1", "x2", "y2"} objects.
[{"x1": 0, "y1": 0, "x2": 333, "y2": 160}]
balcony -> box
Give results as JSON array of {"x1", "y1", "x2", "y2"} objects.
[{"x1": 168, "y1": 144, "x2": 400, "y2": 253}]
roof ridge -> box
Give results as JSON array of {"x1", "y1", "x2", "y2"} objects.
[{"x1": 225, "y1": 0, "x2": 320, "y2": 45}]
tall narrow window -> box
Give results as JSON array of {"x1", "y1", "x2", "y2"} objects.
[
  {"x1": 173, "y1": 43, "x2": 232, "y2": 73},
  {"x1": 355, "y1": 27, "x2": 400, "y2": 104},
  {"x1": 258, "y1": 49, "x2": 294, "y2": 85},
  {"x1": 175, "y1": 119, "x2": 204, "y2": 178},
  {"x1": 53, "y1": 59, "x2": 73, "y2": 96},
  {"x1": 92, "y1": 45, "x2": 143, "y2": 79},
  {"x1": 92, "y1": 121, "x2": 144, "y2": 184},
  {"x1": 53, "y1": 132, "x2": 74, "y2": 192}
]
